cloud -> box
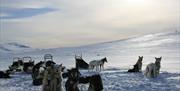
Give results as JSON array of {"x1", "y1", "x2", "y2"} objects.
[
  {"x1": 0, "y1": 0, "x2": 179, "y2": 48},
  {"x1": 0, "y1": 7, "x2": 57, "y2": 19}
]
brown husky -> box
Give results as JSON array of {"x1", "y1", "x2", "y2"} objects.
[{"x1": 42, "y1": 64, "x2": 63, "y2": 91}]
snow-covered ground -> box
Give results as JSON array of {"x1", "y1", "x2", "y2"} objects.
[{"x1": 0, "y1": 30, "x2": 180, "y2": 91}]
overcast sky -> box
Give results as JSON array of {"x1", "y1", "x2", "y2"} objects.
[{"x1": 0, "y1": 0, "x2": 179, "y2": 48}]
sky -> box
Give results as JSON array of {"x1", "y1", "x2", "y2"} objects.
[{"x1": 0, "y1": 0, "x2": 179, "y2": 48}]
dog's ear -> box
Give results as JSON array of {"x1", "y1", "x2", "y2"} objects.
[
  {"x1": 160, "y1": 56, "x2": 162, "y2": 59},
  {"x1": 139, "y1": 56, "x2": 140, "y2": 58},
  {"x1": 155, "y1": 57, "x2": 157, "y2": 59},
  {"x1": 141, "y1": 56, "x2": 143, "y2": 58}
]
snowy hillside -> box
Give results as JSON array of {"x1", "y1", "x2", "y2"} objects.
[
  {"x1": 0, "y1": 42, "x2": 36, "y2": 59},
  {"x1": 0, "y1": 30, "x2": 180, "y2": 91},
  {"x1": 7, "y1": 30, "x2": 179, "y2": 72},
  {"x1": 0, "y1": 42, "x2": 33, "y2": 53}
]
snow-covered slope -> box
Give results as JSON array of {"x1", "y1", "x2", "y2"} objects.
[
  {"x1": 0, "y1": 42, "x2": 36, "y2": 59},
  {"x1": 0, "y1": 42, "x2": 33, "y2": 53},
  {"x1": 0, "y1": 30, "x2": 179, "y2": 91},
  {"x1": 9, "y1": 30, "x2": 179, "y2": 72}
]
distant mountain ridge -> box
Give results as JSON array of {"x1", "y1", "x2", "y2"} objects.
[
  {"x1": 0, "y1": 30, "x2": 179, "y2": 55},
  {"x1": 7, "y1": 42, "x2": 30, "y2": 48},
  {"x1": 0, "y1": 42, "x2": 32, "y2": 53}
]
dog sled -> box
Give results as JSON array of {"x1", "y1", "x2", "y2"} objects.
[
  {"x1": 44, "y1": 54, "x2": 53, "y2": 61},
  {"x1": 9, "y1": 56, "x2": 35, "y2": 73},
  {"x1": 44, "y1": 54, "x2": 56, "y2": 67},
  {"x1": 75, "y1": 55, "x2": 89, "y2": 69},
  {"x1": 9, "y1": 57, "x2": 24, "y2": 72},
  {"x1": 22, "y1": 56, "x2": 34, "y2": 73}
]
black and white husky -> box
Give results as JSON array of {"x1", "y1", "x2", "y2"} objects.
[{"x1": 144, "y1": 57, "x2": 162, "y2": 78}]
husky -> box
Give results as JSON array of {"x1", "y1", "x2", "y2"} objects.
[
  {"x1": 42, "y1": 64, "x2": 64, "y2": 91},
  {"x1": 63, "y1": 68, "x2": 103, "y2": 91},
  {"x1": 0, "y1": 70, "x2": 11, "y2": 78},
  {"x1": 79, "y1": 74, "x2": 103, "y2": 91},
  {"x1": 64, "y1": 68, "x2": 80, "y2": 91},
  {"x1": 89, "y1": 57, "x2": 107, "y2": 71},
  {"x1": 128, "y1": 56, "x2": 143, "y2": 72},
  {"x1": 32, "y1": 61, "x2": 45, "y2": 86},
  {"x1": 144, "y1": 57, "x2": 162, "y2": 78}
]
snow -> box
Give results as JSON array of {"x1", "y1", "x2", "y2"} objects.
[
  {"x1": 0, "y1": 42, "x2": 34, "y2": 54},
  {"x1": 0, "y1": 30, "x2": 180, "y2": 91}
]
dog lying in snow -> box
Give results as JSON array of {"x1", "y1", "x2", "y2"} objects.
[
  {"x1": 63, "y1": 68, "x2": 103, "y2": 91},
  {"x1": 0, "y1": 70, "x2": 11, "y2": 78}
]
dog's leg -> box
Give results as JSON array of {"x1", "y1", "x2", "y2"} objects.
[
  {"x1": 144, "y1": 66, "x2": 149, "y2": 77},
  {"x1": 103, "y1": 64, "x2": 105, "y2": 70},
  {"x1": 98, "y1": 65, "x2": 100, "y2": 71},
  {"x1": 154, "y1": 66, "x2": 157, "y2": 77},
  {"x1": 96, "y1": 65, "x2": 97, "y2": 71},
  {"x1": 99, "y1": 65, "x2": 100, "y2": 71},
  {"x1": 100, "y1": 65, "x2": 102, "y2": 71}
]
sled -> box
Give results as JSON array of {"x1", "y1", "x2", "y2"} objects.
[
  {"x1": 75, "y1": 55, "x2": 89, "y2": 69},
  {"x1": 22, "y1": 56, "x2": 34, "y2": 73},
  {"x1": 44, "y1": 54, "x2": 53, "y2": 61},
  {"x1": 9, "y1": 57, "x2": 23, "y2": 72}
]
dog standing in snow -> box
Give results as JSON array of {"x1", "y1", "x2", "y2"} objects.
[
  {"x1": 42, "y1": 64, "x2": 63, "y2": 91},
  {"x1": 144, "y1": 57, "x2": 162, "y2": 78},
  {"x1": 89, "y1": 57, "x2": 107, "y2": 71}
]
